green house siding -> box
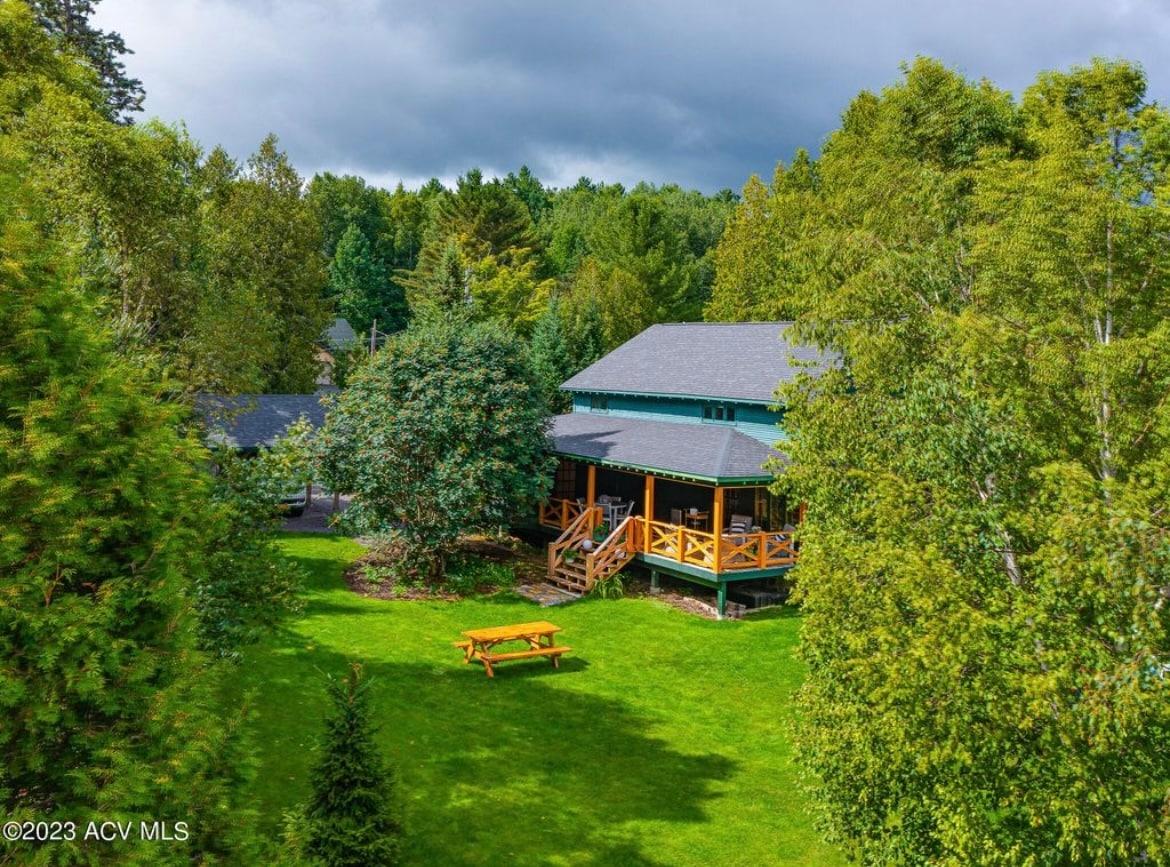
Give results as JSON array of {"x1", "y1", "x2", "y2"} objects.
[{"x1": 571, "y1": 393, "x2": 783, "y2": 447}]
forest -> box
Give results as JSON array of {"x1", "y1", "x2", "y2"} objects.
[{"x1": 2, "y1": 0, "x2": 1169, "y2": 864}]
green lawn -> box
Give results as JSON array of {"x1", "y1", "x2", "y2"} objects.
[{"x1": 225, "y1": 533, "x2": 843, "y2": 866}]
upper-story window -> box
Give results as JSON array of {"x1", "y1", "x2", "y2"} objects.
[
  {"x1": 702, "y1": 404, "x2": 736, "y2": 423},
  {"x1": 590, "y1": 395, "x2": 609, "y2": 412}
]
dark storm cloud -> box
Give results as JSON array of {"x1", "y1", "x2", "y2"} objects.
[{"x1": 95, "y1": 0, "x2": 1170, "y2": 193}]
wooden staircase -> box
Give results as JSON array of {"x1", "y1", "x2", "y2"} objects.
[{"x1": 547, "y1": 510, "x2": 642, "y2": 594}]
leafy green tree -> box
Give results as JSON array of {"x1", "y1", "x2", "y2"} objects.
[
  {"x1": 304, "y1": 664, "x2": 403, "y2": 867},
  {"x1": 307, "y1": 171, "x2": 389, "y2": 261},
  {"x1": 563, "y1": 290, "x2": 605, "y2": 371},
  {"x1": 466, "y1": 244, "x2": 554, "y2": 335},
  {"x1": 0, "y1": 0, "x2": 103, "y2": 122},
  {"x1": 0, "y1": 162, "x2": 256, "y2": 864},
  {"x1": 384, "y1": 180, "x2": 432, "y2": 276},
  {"x1": 318, "y1": 315, "x2": 553, "y2": 579},
  {"x1": 308, "y1": 173, "x2": 410, "y2": 335},
  {"x1": 407, "y1": 168, "x2": 538, "y2": 291},
  {"x1": 784, "y1": 57, "x2": 1170, "y2": 865},
  {"x1": 504, "y1": 163, "x2": 551, "y2": 224},
  {"x1": 705, "y1": 154, "x2": 817, "y2": 322},
  {"x1": 202, "y1": 134, "x2": 329, "y2": 393}
]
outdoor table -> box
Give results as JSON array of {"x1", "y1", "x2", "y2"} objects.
[{"x1": 454, "y1": 621, "x2": 570, "y2": 678}]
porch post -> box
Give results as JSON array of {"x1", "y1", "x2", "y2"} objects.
[
  {"x1": 643, "y1": 474, "x2": 655, "y2": 554},
  {"x1": 712, "y1": 485, "x2": 724, "y2": 574},
  {"x1": 717, "y1": 582, "x2": 727, "y2": 618},
  {"x1": 586, "y1": 464, "x2": 597, "y2": 529}
]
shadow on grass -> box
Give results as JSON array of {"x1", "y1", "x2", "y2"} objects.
[{"x1": 244, "y1": 641, "x2": 737, "y2": 866}]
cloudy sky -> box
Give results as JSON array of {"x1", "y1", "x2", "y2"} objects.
[{"x1": 93, "y1": 0, "x2": 1170, "y2": 194}]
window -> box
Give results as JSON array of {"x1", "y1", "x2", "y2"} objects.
[
  {"x1": 589, "y1": 395, "x2": 609, "y2": 412},
  {"x1": 702, "y1": 404, "x2": 736, "y2": 423}
]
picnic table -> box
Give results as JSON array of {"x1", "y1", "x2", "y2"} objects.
[{"x1": 453, "y1": 620, "x2": 570, "y2": 678}]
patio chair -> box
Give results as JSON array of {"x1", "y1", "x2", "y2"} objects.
[
  {"x1": 670, "y1": 508, "x2": 684, "y2": 526},
  {"x1": 611, "y1": 500, "x2": 634, "y2": 523},
  {"x1": 726, "y1": 514, "x2": 753, "y2": 535}
]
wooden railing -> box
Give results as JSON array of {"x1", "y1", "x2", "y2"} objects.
[
  {"x1": 585, "y1": 514, "x2": 643, "y2": 586},
  {"x1": 549, "y1": 512, "x2": 798, "y2": 582},
  {"x1": 716, "y1": 529, "x2": 797, "y2": 571},
  {"x1": 643, "y1": 519, "x2": 796, "y2": 573},
  {"x1": 547, "y1": 506, "x2": 600, "y2": 577},
  {"x1": 539, "y1": 497, "x2": 591, "y2": 531}
]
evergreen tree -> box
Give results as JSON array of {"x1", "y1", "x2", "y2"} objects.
[
  {"x1": 529, "y1": 296, "x2": 573, "y2": 412},
  {"x1": 329, "y1": 223, "x2": 388, "y2": 335},
  {"x1": 405, "y1": 168, "x2": 538, "y2": 295},
  {"x1": 202, "y1": 134, "x2": 329, "y2": 393},
  {"x1": 566, "y1": 292, "x2": 605, "y2": 371},
  {"x1": 305, "y1": 664, "x2": 403, "y2": 867},
  {"x1": 26, "y1": 0, "x2": 144, "y2": 121},
  {"x1": 0, "y1": 163, "x2": 254, "y2": 863}
]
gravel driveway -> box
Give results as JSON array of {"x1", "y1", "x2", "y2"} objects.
[{"x1": 281, "y1": 487, "x2": 349, "y2": 533}]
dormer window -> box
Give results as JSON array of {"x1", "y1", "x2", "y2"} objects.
[
  {"x1": 702, "y1": 404, "x2": 736, "y2": 423},
  {"x1": 590, "y1": 395, "x2": 609, "y2": 412}
]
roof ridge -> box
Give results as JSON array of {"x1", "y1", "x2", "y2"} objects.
[
  {"x1": 650, "y1": 320, "x2": 795, "y2": 327},
  {"x1": 713, "y1": 427, "x2": 737, "y2": 476}
]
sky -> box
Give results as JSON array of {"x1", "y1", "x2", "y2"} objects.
[{"x1": 93, "y1": 0, "x2": 1170, "y2": 195}]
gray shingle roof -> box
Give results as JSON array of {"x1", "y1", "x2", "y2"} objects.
[
  {"x1": 197, "y1": 393, "x2": 330, "y2": 451},
  {"x1": 321, "y1": 317, "x2": 357, "y2": 349},
  {"x1": 560, "y1": 321, "x2": 832, "y2": 405},
  {"x1": 550, "y1": 412, "x2": 786, "y2": 483}
]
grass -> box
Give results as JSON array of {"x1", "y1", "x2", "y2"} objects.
[{"x1": 224, "y1": 533, "x2": 844, "y2": 866}]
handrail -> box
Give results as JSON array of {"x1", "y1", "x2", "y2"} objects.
[
  {"x1": 585, "y1": 515, "x2": 642, "y2": 586},
  {"x1": 539, "y1": 497, "x2": 590, "y2": 530},
  {"x1": 547, "y1": 506, "x2": 600, "y2": 577}
]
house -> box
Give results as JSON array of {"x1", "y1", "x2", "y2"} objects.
[
  {"x1": 196, "y1": 391, "x2": 335, "y2": 515},
  {"x1": 539, "y1": 322, "x2": 831, "y2": 616},
  {"x1": 317, "y1": 317, "x2": 359, "y2": 386},
  {"x1": 197, "y1": 392, "x2": 331, "y2": 454}
]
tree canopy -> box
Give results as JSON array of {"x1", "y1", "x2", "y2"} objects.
[
  {"x1": 317, "y1": 315, "x2": 554, "y2": 579},
  {"x1": 0, "y1": 158, "x2": 255, "y2": 864},
  {"x1": 758, "y1": 57, "x2": 1170, "y2": 864}
]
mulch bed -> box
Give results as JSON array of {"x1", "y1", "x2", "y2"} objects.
[{"x1": 343, "y1": 535, "x2": 547, "y2": 602}]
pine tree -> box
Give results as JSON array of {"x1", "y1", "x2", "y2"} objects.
[
  {"x1": 0, "y1": 163, "x2": 255, "y2": 863},
  {"x1": 306, "y1": 664, "x2": 403, "y2": 867},
  {"x1": 328, "y1": 222, "x2": 384, "y2": 334},
  {"x1": 26, "y1": 0, "x2": 145, "y2": 121},
  {"x1": 529, "y1": 296, "x2": 573, "y2": 412}
]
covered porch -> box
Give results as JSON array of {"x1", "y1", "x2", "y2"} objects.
[{"x1": 539, "y1": 458, "x2": 801, "y2": 615}]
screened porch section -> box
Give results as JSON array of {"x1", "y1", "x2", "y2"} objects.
[{"x1": 538, "y1": 459, "x2": 801, "y2": 576}]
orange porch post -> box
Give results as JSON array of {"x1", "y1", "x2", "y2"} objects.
[
  {"x1": 712, "y1": 486, "x2": 724, "y2": 574},
  {"x1": 643, "y1": 474, "x2": 655, "y2": 554},
  {"x1": 586, "y1": 465, "x2": 597, "y2": 529}
]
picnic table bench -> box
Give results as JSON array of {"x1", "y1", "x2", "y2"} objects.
[{"x1": 454, "y1": 621, "x2": 570, "y2": 678}]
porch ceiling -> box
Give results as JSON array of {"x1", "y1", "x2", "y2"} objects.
[{"x1": 549, "y1": 412, "x2": 787, "y2": 484}]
